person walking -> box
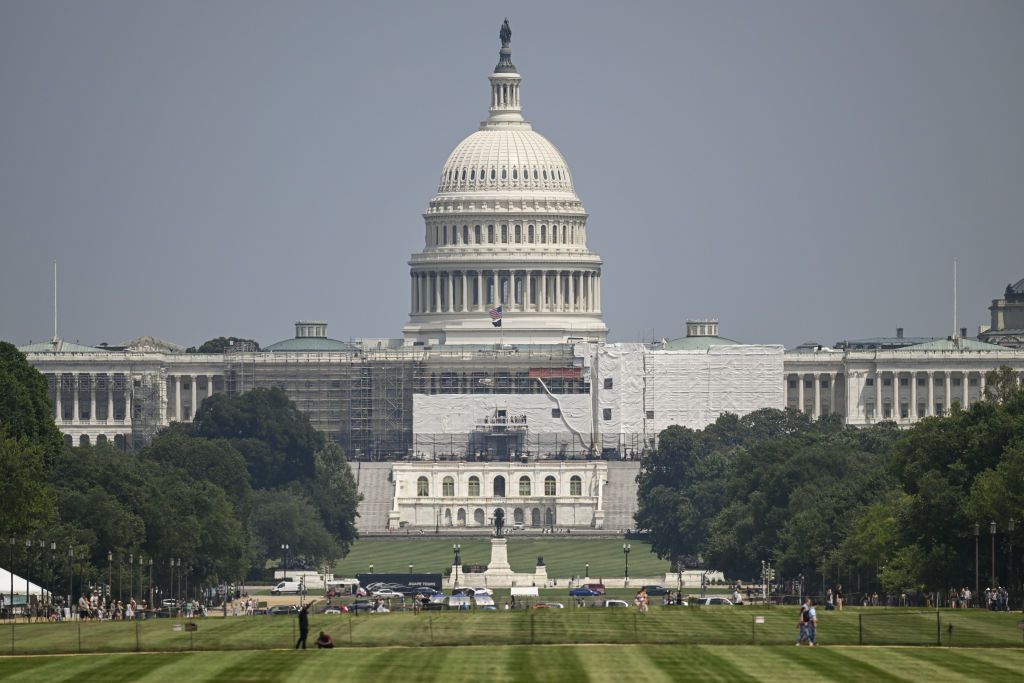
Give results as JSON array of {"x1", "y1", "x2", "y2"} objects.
[
  {"x1": 805, "y1": 597, "x2": 818, "y2": 646},
  {"x1": 795, "y1": 599, "x2": 809, "y2": 645},
  {"x1": 295, "y1": 604, "x2": 310, "y2": 649}
]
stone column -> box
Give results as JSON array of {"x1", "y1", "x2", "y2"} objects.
[
  {"x1": 190, "y1": 376, "x2": 198, "y2": 421},
  {"x1": 410, "y1": 273, "x2": 416, "y2": 313},
  {"x1": 175, "y1": 375, "x2": 182, "y2": 422},
  {"x1": 124, "y1": 380, "x2": 132, "y2": 424},
  {"x1": 797, "y1": 373, "x2": 805, "y2": 414},
  {"x1": 813, "y1": 373, "x2": 821, "y2": 419},
  {"x1": 54, "y1": 374, "x2": 62, "y2": 422},
  {"x1": 875, "y1": 371, "x2": 882, "y2": 421},
  {"x1": 596, "y1": 274, "x2": 601, "y2": 313},
  {"x1": 434, "y1": 272, "x2": 441, "y2": 312},
  {"x1": 72, "y1": 375, "x2": 80, "y2": 424},
  {"x1": 492, "y1": 271, "x2": 499, "y2": 306},
  {"x1": 107, "y1": 374, "x2": 114, "y2": 422},
  {"x1": 927, "y1": 371, "x2": 934, "y2": 416},
  {"x1": 944, "y1": 371, "x2": 952, "y2": 413},
  {"x1": 568, "y1": 270, "x2": 575, "y2": 312},
  {"x1": 962, "y1": 372, "x2": 970, "y2": 410},
  {"x1": 525, "y1": 270, "x2": 532, "y2": 311},
  {"x1": 509, "y1": 271, "x2": 517, "y2": 311},
  {"x1": 892, "y1": 372, "x2": 899, "y2": 421},
  {"x1": 829, "y1": 372, "x2": 837, "y2": 416},
  {"x1": 477, "y1": 272, "x2": 484, "y2": 311},
  {"x1": 555, "y1": 271, "x2": 562, "y2": 309},
  {"x1": 979, "y1": 372, "x2": 986, "y2": 400},
  {"x1": 446, "y1": 271, "x2": 454, "y2": 312},
  {"x1": 208, "y1": 374, "x2": 215, "y2": 399},
  {"x1": 90, "y1": 374, "x2": 96, "y2": 423},
  {"x1": 782, "y1": 374, "x2": 789, "y2": 406},
  {"x1": 910, "y1": 372, "x2": 918, "y2": 420},
  {"x1": 462, "y1": 272, "x2": 468, "y2": 312}
]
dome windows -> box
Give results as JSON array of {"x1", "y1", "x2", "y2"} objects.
[
  {"x1": 461, "y1": 169, "x2": 466, "y2": 181},
  {"x1": 501, "y1": 168, "x2": 507, "y2": 180},
  {"x1": 490, "y1": 169, "x2": 496, "y2": 181},
  {"x1": 542, "y1": 169, "x2": 548, "y2": 180},
  {"x1": 470, "y1": 169, "x2": 475, "y2": 181},
  {"x1": 475, "y1": 225, "x2": 482, "y2": 244},
  {"x1": 512, "y1": 168, "x2": 518, "y2": 180}
]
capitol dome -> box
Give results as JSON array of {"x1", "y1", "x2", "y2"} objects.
[{"x1": 403, "y1": 21, "x2": 607, "y2": 346}]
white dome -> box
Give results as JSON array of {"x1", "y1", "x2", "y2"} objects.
[{"x1": 437, "y1": 129, "x2": 574, "y2": 194}]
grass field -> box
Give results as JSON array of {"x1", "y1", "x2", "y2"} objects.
[
  {"x1": 2, "y1": 644, "x2": 1023, "y2": 682},
  {"x1": 333, "y1": 537, "x2": 672, "y2": 578},
  {"x1": 1, "y1": 608, "x2": 1021, "y2": 656}
]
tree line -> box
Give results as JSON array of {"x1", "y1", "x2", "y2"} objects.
[
  {"x1": 0, "y1": 342, "x2": 360, "y2": 601},
  {"x1": 636, "y1": 367, "x2": 1024, "y2": 597}
]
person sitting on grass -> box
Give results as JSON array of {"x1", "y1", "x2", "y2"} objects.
[{"x1": 315, "y1": 631, "x2": 334, "y2": 649}]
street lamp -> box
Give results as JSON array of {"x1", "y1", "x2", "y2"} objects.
[
  {"x1": 24, "y1": 540, "x2": 32, "y2": 620},
  {"x1": 106, "y1": 551, "x2": 112, "y2": 608},
  {"x1": 623, "y1": 543, "x2": 631, "y2": 588},
  {"x1": 148, "y1": 559, "x2": 154, "y2": 610},
  {"x1": 409, "y1": 563, "x2": 414, "y2": 575},
  {"x1": 281, "y1": 544, "x2": 290, "y2": 580},
  {"x1": 453, "y1": 544, "x2": 461, "y2": 587},
  {"x1": 585, "y1": 563, "x2": 590, "y2": 579},
  {"x1": 67, "y1": 545, "x2": 74, "y2": 610},
  {"x1": 990, "y1": 521, "x2": 997, "y2": 588},
  {"x1": 974, "y1": 522, "x2": 980, "y2": 597},
  {"x1": 369, "y1": 563, "x2": 374, "y2": 575},
  {"x1": 8, "y1": 538, "x2": 15, "y2": 622},
  {"x1": 1009, "y1": 518, "x2": 1016, "y2": 598},
  {"x1": 138, "y1": 556, "x2": 144, "y2": 608},
  {"x1": 128, "y1": 554, "x2": 133, "y2": 599}
]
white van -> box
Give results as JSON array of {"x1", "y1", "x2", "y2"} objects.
[{"x1": 271, "y1": 579, "x2": 303, "y2": 595}]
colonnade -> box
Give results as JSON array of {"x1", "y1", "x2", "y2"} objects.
[
  {"x1": 784, "y1": 369, "x2": 992, "y2": 423},
  {"x1": 410, "y1": 269, "x2": 601, "y2": 315},
  {"x1": 168, "y1": 374, "x2": 217, "y2": 422}
]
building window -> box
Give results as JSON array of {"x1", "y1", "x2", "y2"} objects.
[
  {"x1": 866, "y1": 378, "x2": 874, "y2": 387},
  {"x1": 475, "y1": 225, "x2": 482, "y2": 243},
  {"x1": 917, "y1": 377, "x2": 926, "y2": 386},
  {"x1": 821, "y1": 379, "x2": 829, "y2": 388},
  {"x1": 953, "y1": 378, "x2": 962, "y2": 386},
  {"x1": 501, "y1": 225, "x2": 508, "y2": 243},
  {"x1": 935, "y1": 377, "x2": 944, "y2": 387},
  {"x1": 900, "y1": 378, "x2": 909, "y2": 386},
  {"x1": 493, "y1": 475, "x2": 505, "y2": 497},
  {"x1": 603, "y1": 408, "x2": 612, "y2": 421},
  {"x1": 883, "y1": 404, "x2": 892, "y2": 419},
  {"x1": 544, "y1": 476, "x2": 556, "y2": 496},
  {"x1": 417, "y1": 476, "x2": 429, "y2": 497},
  {"x1": 604, "y1": 378, "x2": 613, "y2": 389},
  {"x1": 442, "y1": 476, "x2": 455, "y2": 497},
  {"x1": 901, "y1": 404, "x2": 909, "y2": 419},
  {"x1": 883, "y1": 378, "x2": 892, "y2": 386},
  {"x1": 570, "y1": 476, "x2": 582, "y2": 496},
  {"x1": 519, "y1": 476, "x2": 531, "y2": 496},
  {"x1": 789, "y1": 380, "x2": 797, "y2": 388},
  {"x1": 468, "y1": 476, "x2": 480, "y2": 497},
  {"x1": 488, "y1": 225, "x2": 495, "y2": 243},
  {"x1": 804, "y1": 379, "x2": 812, "y2": 388},
  {"x1": 970, "y1": 377, "x2": 978, "y2": 386},
  {"x1": 646, "y1": 410, "x2": 655, "y2": 419},
  {"x1": 551, "y1": 408, "x2": 561, "y2": 418},
  {"x1": 528, "y1": 225, "x2": 534, "y2": 243},
  {"x1": 515, "y1": 225, "x2": 521, "y2": 243}
]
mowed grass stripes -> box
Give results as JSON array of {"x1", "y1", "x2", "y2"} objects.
[
  {"x1": 2, "y1": 645, "x2": 1024, "y2": 683},
  {"x1": 1, "y1": 608, "x2": 1021, "y2": 656}
]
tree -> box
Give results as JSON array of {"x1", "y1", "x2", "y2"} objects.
[
  {"x1": 186, "y1": 337, "x2": 260, "y2": 353},
  {"x1": 0, "y1": 341, "x2": 63, "y2": 464},
  {"x1": 307, "y1": 443, "x2": 362, "y2": 555},
  {"x1": 143, "y1": 432, "x2": 252, "y2": 519},
  {"x1": 250, "y1": 489, "x2": 342, "y2": 569},
  {"x1": 0, "y1": 436, "x2": 55, "y2": 538},
  {"x1": 191, "y1": 388, "x2": 324, "y2": 488}
]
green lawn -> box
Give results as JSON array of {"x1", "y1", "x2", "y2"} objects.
[
  {"x1": 2, "y1": 644, "x2": 1023, "y2": 682},
  {"x1": 334, "y1": 537, "x2": 672, "y2": 579},
  {"x1": 1, "y1": 608, "x2": 1020, "y2": 656}
]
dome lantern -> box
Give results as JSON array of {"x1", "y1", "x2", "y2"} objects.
[{"x1": 486, "y1": 18, "x2": 525, "y2": 127}]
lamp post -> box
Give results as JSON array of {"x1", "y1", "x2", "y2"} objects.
[
  {"x1": 409, "y1": 563, "x2": 414, "y2": 575},
  {"x1": 453, "y1": 544, "x2": 461, "y2": 587},
  {"x1": 281, "y1": 544, "x2": 290, "y2": 580},
  {"x1": 990, "y1": 521, "x2": 997, "y2": 589},
  {"x1": 106, "y1": 551, "x2": 112, "y2": 609},
  {"x1": 67, "y1": 546, "x2": 74, "y2": 611},
  {"x1": 148, "y1": 559, "x2": 153, "y2": 610},
  {"x1": 138, "y1": 556, "x2": 144, "y2": 609},
  {"x1": 168, "y1": 558, "x2": 175, "y2": 607},
  {"x1": 974, "y1": 522, "x2": 980, "y2": 598},
  {"x1": 369, "y1": 563, "x2": 374, "y2": 575},
  {"x1": 8, "y1": 538, "x2": 14, "y2": 623},
  {"x1": 24, "y1": 540, "x2": 32, "y2": 621},
  {"x1": 1009, "y1": 518, "x2": 1016, "y2": 598},
  {"x1": 128, "y1": 554, "x2": 133, "y2": 600},
  {"x1": 586, "y1": 563, "x2": 590, "y2": 580},
  {"x1": 623, "y1": 543, "x2": 631, "y2": 588}
]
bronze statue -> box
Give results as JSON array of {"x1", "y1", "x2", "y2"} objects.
[
  {"x1": 500, "y1": 18, "x2": 511, "y2": 47},
  {"x1": 493, "y1": 508, "x2": 505, "y2": 537}
]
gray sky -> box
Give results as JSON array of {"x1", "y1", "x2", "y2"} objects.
[{"x1": 2, "y1": 1, "x2": 1022, "y2": 349}]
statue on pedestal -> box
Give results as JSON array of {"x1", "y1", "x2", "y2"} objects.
[{"x1": 493, "y1": 508, "x2": 505, "y2": 537}]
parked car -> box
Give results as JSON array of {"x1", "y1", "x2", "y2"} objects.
[
  {"x1": 690, "y1": 596, "x2": 734, "y2": 606},
  {"x1": 453, "y1": 587, "x2": 493, "y2": 598},
  {"x1": 585, "y1": 584, "x2": 607, "y2": 595},
  {"x1": 533, "y1": 602, "x2": 565, "y2": 609},
  {"x1": 569, "y1": 587, "x2": 601, "y2": 597},
  {"x1": 271, "y1": 579, "x2": 303, "y2": 595},
  {"x1": 601, "y1": 599, "x2": 630, "y2": 608},
  {"x1": 641, "y1": 585, "x2": 669, "y2": 596},
  {"x1": 348, "y1": 600, "x2": 375, "y2": 614},
  {"x1": 371, "y1": 588, "x2": 403, "y2": 599},
  {"x1": 323, "y1": 605, "x2": 344, "y2": 615},
  {"x1": 268, "y1": 605, "x2": 299, "y2": 615}
]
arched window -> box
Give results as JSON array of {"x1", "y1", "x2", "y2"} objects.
[
  {"x1": 468, "y1": 476, "x2": 481, "y2": 497},
  {"x1": 542, "y1": 169, "x2": 548, "y2": 180},
  {"x1": 570, "y1": 475, "x2": 582, "y2": 496},
  {"x1": 461, "y1": 169, "x2": 466, "y2": 181},
  {"x1": 501, "y1": 168, "x2": 507, "y2": 180},
  {"x1": 442, "y1": 476, "x2": 455, "y2": 497},
  {"x1": 451, "y1": 225, "x2": 458, "y2": 244},
  {"x1": 533, "y1": 169, "x2": 538, "y2": 179},
  {"x1": 493, "y1": 475, "x2": 506, "y2": 497},
  {"x1": 541, "y1": 225, "x2": 546, "y2": 243},
  {"x1": 528, "y1": 225, "x2": 534, "y2": 243},
  {"x1": 519, "y1": 476, "x2": 531, "y2": 496},
  {"x1": 491, "y1": 169, "x2": 496, "y2": 180},
  {"x1": 544, "y1": 476, "x2": 556, "y2": 496},
  {"x1": 417, "y1": 476, "x2": 429, "y2": 497},
  {"x1": 470, "y1": 169, "x2": 475, "y2": 180},
  {"x1": 514, "y1": 225, "x2": 521, "y2": 243},
  {"x1": 552, "y1": 226, "x2": 558, "y2": 244},
  {"x1": 501, "y1": 225, "x2": 508, "y2": 243},
  {"x1": 441, "y1": 227, "x2": 447, "y2": 245},
  {"x1": 487, "y1": 225, "x2": 495, "y2": 243},
  {"x1": 463, "y1": 225, "x2": 469, "y2": 244},
  {"x1": 512, "y1": 168, "x2": 518, "y2": 180},
  {"x1": 475, "y1": 225, "x2": 482, "y2": 243}
]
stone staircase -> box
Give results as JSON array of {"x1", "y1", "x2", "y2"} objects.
[
  {"x1": 602, "y1": 461, "x2": 641, "y2": 531},
  {"x1": 353, "y1": 461, "x2": 395, "y2": 532}
]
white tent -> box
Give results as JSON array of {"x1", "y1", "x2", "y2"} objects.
[{"x1": 0, "y1": 568, "x2": 46, "y2": 604}]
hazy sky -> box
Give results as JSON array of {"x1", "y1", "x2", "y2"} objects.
[{"x1": 2, "y1": 1, "x2": 1022, "y2": 349}]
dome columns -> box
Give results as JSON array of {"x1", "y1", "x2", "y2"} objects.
[{"x1": 410, "y1": 268, "x2": 601, "y2": 315}]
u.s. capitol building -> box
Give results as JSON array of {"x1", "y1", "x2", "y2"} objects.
[{"x1": 15, "y1": 23, "x2": 1024, "y2": 532}]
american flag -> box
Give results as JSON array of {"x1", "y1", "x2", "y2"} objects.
[{"x1": 489, "y1": 305, "x2": 503, "y2": 327}]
